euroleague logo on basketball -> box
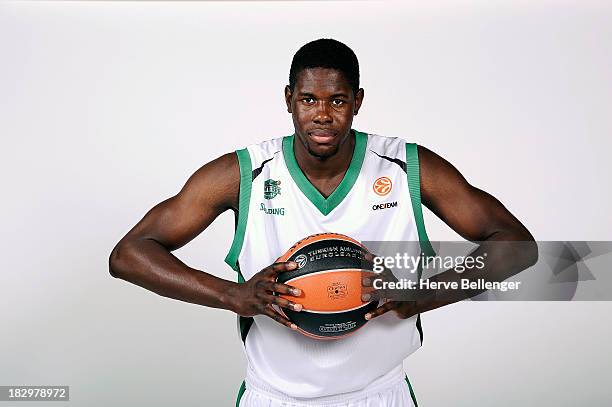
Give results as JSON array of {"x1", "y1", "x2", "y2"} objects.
[
  {"x1": 372, "y1": 176, "x2": 392, "y2": 196},
  {"x1": 294, "y1": 254, "x2": 308, "y2": 269}
]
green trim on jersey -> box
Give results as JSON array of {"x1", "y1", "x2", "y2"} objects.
[
  {"x1": 235, "y1": 269, "x2": 254, "y2": 343},
  {"x1": 404, "y1": 375, "x2": 419, "y2": 406},
  {"x1": 406, "y1": 143, "x2": 435, "y2": 258},
  {"x1": 225, "y1": 148, "x2": 253, "y2": 271},
  {"x1": 282, "y1": 130, "x2": 367, "y2": 216},
  {"x1": 406, "y1": 143, "x2": 434, "y2": 346},
  {"x1": 235, "y1": 380, "x2": 246, "y2": 407}
]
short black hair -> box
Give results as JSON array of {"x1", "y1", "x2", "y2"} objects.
[{"x1": 289, "y1": 38, "x2": 360, "y2": 96}]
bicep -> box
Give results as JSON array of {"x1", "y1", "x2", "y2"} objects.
[
  {"x1": 122, "y1": 152, "x2": 239, "y2": 251},
  {"x1": 419, "y1": 146, "x2": 529, "y2": 241}
]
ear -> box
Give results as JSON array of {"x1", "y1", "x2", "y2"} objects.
[
  {"x1": 353, "y1": 88, "x2": 364, "y2": 115},
  {"x1": 284, "y1": 85, "x2": 293, "y2": 113}
]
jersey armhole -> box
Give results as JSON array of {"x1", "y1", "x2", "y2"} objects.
[
  {"x1": 224, "y1": 148, "x2": 253, "y2": 271},
  {"x1": 405, "y1": 143, "x2": 435, "y2": 258},
  {"x1": 406, "y1": 143, "x2": 434, "y2": 346}
]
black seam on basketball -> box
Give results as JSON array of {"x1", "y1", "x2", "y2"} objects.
[
  {"x1": 277, "y1": 240, "x2": 373, "y2": 283},
  {"x1": 300, "y1": 302, "x2": 375, "y2": 314},
  {"x1": 283, "y1": 301, "x2": 379, "y2": 338},
  {"x1": 282, "y1": 268, "x2": 369, "y2": 283},
  {"x1": 281, "y1": 235, "x2": 365, "y2": 258}
]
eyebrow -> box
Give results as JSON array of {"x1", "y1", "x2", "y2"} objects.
[{"x1": 297, "y1": 92, "x2": 350, "y2": 98}]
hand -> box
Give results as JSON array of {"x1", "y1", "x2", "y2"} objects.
[
  {"x1": 364, "y1": 300, "x2": 418, "y2": 320},
  {"x1": 227, "y1": 261, "x2": 303, "y2": 330},
  {"x1": 361, "y1": 253, "x2": 420, "y2": 320}
]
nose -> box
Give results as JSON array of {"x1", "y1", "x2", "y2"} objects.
[{"x1": 313, "y1": 101, "x2": 333, "y2": 124}]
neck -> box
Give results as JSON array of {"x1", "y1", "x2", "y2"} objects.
[{"x1": 293, "y1": 130, "x2": 355, "y2": 179}]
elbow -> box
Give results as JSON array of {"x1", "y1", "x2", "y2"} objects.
[
  {"x1": 515, "y1": 239, "x2": 538, "y2": 270},
  {"x1": 525, "y1": 239, "x2": 539, "y2": 268},
  {"x1": 109, "y1": 242, "x2": 128, "y2": 279},
  {"x1": 516, "y1": 230, "x2": 538, "y2": 269}
]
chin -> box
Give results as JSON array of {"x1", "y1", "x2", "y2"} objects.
[{"x1": 307, "y1": 143, "x2": 339, "y2": 159}]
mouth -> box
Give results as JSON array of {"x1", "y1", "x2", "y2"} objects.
[{"x1": 307, "y1": 130, "x2": 337, "y2": 145}]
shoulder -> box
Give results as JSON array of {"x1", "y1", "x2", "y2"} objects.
[
  {"x1": 412, "y1": 144, "x2": 472, "y2": 206},
  {"x1": 360, "y1": 132, "x2": 409, "y2": 163},
  {"x1": 180, "y1": 152, "x2": 239, "y2": 211},
  {"x1": 192, "y1": 135, "x2": 285, "y2": 209},
  {"x1": 240, "y1": 136, "x2": 285, "y2": 168},
  {"x1": 415, "y1": 144, "x2": 462, "y2": 179}
]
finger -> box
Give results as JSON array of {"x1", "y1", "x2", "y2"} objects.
[
  {"x1": 363, "y1": 270, "x2": 398, "y2": 297},
  {"x1": 258, "y1": 280, "x2": 301, "y2": 296},
  {"x1": 362, "y1": 273, "x2": 382, "y2": 287},
  {"x1": 364, "y1": 252, "x2": 387, "y2": 274},
  {"x1": 361, "y1": 274, "x2": 387, "y2": 296},
  {"x1": 360, "y1": 278, "x2": 376, "y2": 300},
  {"x1": 267, "y1": 261, "x2": 298, "y2": 276},
  {"x1": 271, "y1": 282, "x2": 302, "y2": 297},
  {"x1": 380, "y1": 268, "x2": 398, "y2": 283},
  {"x1": 263, "y1": 305, "x2": 298, "y2": 330},
  {"x1": 364, "y1": 301, "x2": 398, "y2": 320},
  {"x1": 266, "y1": 294, "x2": 303, "y2": 312}
]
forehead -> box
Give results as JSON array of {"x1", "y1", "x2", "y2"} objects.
[{"x1": 294, "y1": 68, "x2": 352, "y2": 95}]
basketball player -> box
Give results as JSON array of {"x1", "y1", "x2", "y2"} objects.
[{"x1": 109, "y1": 39, "x2": 537, "y2": 406}]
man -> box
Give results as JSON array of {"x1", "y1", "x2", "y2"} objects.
[{"x1": 109, "y1": 38, "x2": 537, "y2": 406}]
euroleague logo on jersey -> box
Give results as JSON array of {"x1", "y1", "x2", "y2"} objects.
[{"x1": 372, "y1": 176, "x2": 392, "y2": 196}]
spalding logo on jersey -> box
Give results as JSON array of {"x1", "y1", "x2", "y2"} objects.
[
  {"x1": 264, "y1": 179, "x2": 281, "y2": 199},
  {"x1": 373, "y1": 176, "x2": 392, "y2": 196}
]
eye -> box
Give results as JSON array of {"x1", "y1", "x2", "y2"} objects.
[
  {"x1": 302, "y1": 97, "x2": 315, "y2": 105},
  {"x1": 332, "y1": 99, "x2": 345, "y2": 106}
]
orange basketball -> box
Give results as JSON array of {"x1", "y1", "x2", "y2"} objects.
[{"x1": 276, "y1": 233, "x2": 378, "y2": 339}]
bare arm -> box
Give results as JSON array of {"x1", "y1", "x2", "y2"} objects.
[
  {"x1": 109, "y1": 153, "x2": 241, "y2": 308},
  {"x1": 108, "y1": 153, "x2": 303, "y2": 326},
  {"x1": 419, "y1": 145, "x2": 534, "y2": 243},
  {"x1": 366, "y1": 146, "x2": 538, "y2": 319}
]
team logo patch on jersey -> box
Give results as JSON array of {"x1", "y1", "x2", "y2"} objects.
[
  {"x1": 373, "y1": 176, "x2": 392, "y2": 196},
  {"x1": 264, "y1": 179, "x2": 281, "y2": 199}
]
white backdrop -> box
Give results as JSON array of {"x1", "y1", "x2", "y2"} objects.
[{"x1": 1, "y1": 1, "x2": 611, "y2": 406}]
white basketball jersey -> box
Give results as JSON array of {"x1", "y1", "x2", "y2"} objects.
[{"x1": 225, "y1": 130, "x2": 433, "y2": 398}]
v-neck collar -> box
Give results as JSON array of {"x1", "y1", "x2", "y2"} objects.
[{"x1": 282, "y1": 130, "x2": 367, "y2": 216}]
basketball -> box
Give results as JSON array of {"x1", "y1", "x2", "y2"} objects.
[{"x1": 276, "y1": 233, "x2": 379, "y2": 339}]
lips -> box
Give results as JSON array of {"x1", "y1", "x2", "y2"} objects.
[{"x1": 308, "y1": 129, "x2": 337, "y2": 144}]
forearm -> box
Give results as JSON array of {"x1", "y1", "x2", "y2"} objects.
[
  {"x1": 415, "y1": 231, "x2": 538, "y2": 313},
  {"x1": 109, "y1": 238, "x2": 238, "y2": 311}
]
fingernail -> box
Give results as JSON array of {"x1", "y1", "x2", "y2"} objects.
[
  {"x1": 288, "y1": 261, "x2": 298, "y2": 268},
  {"x1": 290, "y1": 323, "x2": 298, "y2": 330},
  {"x1": 361, "y1": 293, "x2": 371, "y2": 302},
  {"x1": 365, "y1": 313, "x2": 372, "y2": 320},
  {"x1": 292, "y1": 288, "x2": 302, "y2": 296},
  {"x1": 363, "y1": 278, "x2": 371, "y2": 286},
  {"x1": 293, "y1": 303, "x2": 303, "y2": 312}
]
